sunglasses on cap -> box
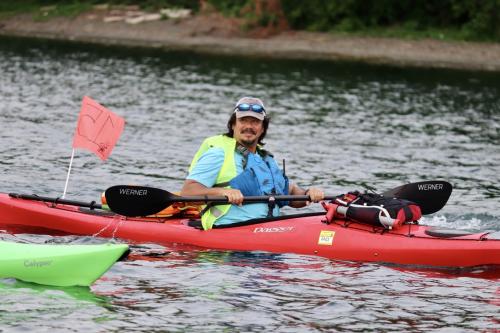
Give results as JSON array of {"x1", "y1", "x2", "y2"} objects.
[{"x1": 234, "y1": 103, "x2": 266, "y2": 114}]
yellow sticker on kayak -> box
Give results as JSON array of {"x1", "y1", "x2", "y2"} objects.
[{"x1": 318, "y1": 230, "x2": 335, "y2": 245}]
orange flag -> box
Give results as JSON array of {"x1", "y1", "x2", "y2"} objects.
[{"x1": 72, "y1": 96, "x2": 125, "y2": 161}]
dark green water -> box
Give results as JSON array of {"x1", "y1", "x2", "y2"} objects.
[{"x1": 0, "y1": 37, "x2": 499, "y2": 332}]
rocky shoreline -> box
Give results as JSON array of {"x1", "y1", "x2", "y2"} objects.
[{"x1": 1, "y1": 8, "x2": 500, "y2": 72}]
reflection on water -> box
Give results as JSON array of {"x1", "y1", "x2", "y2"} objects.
[
  {"x1": 0, "y1": 235, "x2": 498, "y2": 331},
  {"x1": 96, "y1": 246, "x2": 499, "y2": 332},
  {"x1": 0, "y1": 278, "x2": 108, "y2": 304},
  {"x1": 0, "y1": 36, "x2": 499, "y2": 332},
  {"x1": 0, "y1": 279, "x2": 113, "y2": 330}
]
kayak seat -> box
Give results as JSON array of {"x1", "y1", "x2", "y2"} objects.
[{"x1": 424, "y1": 227, "x2": 476, "y2": 238}]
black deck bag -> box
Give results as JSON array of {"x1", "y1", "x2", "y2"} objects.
[{"x1": 324, "y1": 192, "x2": 422, "y2": 229}]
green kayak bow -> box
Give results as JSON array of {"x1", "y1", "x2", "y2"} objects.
[{"x1": 0, "y1": 241, "x2": 129, "y2": 287}]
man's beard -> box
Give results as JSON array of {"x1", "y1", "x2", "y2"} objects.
[
  {"x1": 240, "y1": 137, "x2": 258, "y2": 146},
  {"x1": 238, "y1": 129, "x2": 258, "y2": 147}
]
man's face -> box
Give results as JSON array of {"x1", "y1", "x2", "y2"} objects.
[{"x1": 232, "y1": 116, "x2": 264, "y2": 148}]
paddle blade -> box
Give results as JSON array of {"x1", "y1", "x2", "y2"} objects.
[
  {"x1": 382, "y1": 180, "x2": 452, "y2": 215},
  {"x1": 105, "y1": 185, "x2": 172, "y2": 217}
]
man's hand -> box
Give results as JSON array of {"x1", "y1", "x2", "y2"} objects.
[
  {"x1": 306, "y1": 187, "x2": 325, "y2": 203},
  {"x1": 181, "y1": 180, "x2": 244, "y2": 206},
  {"x1": 219, "y1": 188, "x2": 244, "y2": 205},
  {"x1": 288, "y1": 183, "x2": 325, "y2": 208}
]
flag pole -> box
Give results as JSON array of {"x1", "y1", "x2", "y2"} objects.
[{"x1": 62, "y1": 148, "x2": 75, "y2": 198}]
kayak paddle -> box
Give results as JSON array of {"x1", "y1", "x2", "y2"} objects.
[
  {"x1": 382, "y1": 180, "x2": 452, "y2": 215},
  {"x1": 104, "y1": 185, "x2": 314, "y2": 217},
  {"x1": 9, "y1": 193, "x2": 103, "y2": 210},
  {"x1": 105, "y1": 180, "x2": 452, "y2": 217}
]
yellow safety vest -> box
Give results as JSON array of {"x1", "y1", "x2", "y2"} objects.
[{"x1": 189, "y1": 135, "x2": 237, "y2": 230}]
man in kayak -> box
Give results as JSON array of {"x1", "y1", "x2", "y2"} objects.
[{"x1": 180, "y1": 97, "x2": 325, "y2": 230}]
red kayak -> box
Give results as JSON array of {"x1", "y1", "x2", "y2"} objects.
[{"x1": 0, "y1": 193, "x2": 498, "y2": 268}]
